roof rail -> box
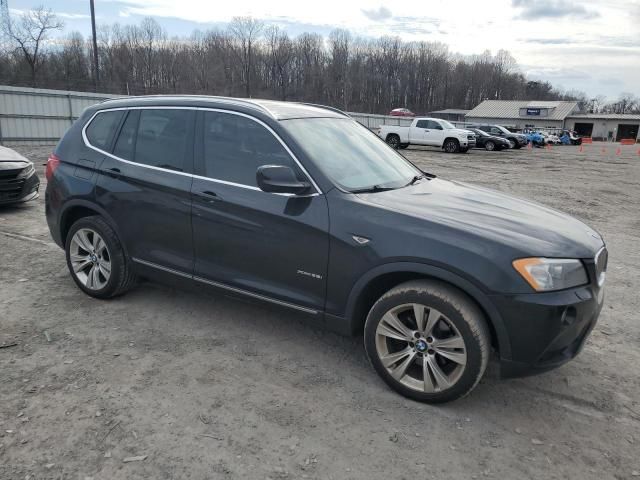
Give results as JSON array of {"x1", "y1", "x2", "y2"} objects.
[
  {"x1": 299, "y1": 103, "x2": 350, "y2": 118},
  {"x1": 96, "y1": 94, "x2": 274, "y2": 117}
]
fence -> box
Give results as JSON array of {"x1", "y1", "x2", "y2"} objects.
[
  {"x1": 0, "y1": 85, "x2": 429, "y2": 145},
  {"x1": 0, "y1": 85, "x2": 119, "y2": 145}
]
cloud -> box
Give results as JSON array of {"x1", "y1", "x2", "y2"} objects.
[
  {"x1": 361, "y1": 6, "x2": 392, "y2": 21},
  {"x1": 512, "y1": 0, "x2": 600, "y2": 20},
  {"x1": 522, "y1": 37, "x2": 574, "y2": 45}
]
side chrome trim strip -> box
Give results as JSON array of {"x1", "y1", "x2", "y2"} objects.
[
  {"x1": 131, "y1": 257, "x2": 319, "y2": 315},
  {"x1": 81, "y1": 106, "x2": 322, "y2": 196}
]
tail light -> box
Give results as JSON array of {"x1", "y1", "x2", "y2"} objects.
[{"x1": 45, "y1": 153, "x2": 61, "y2": 181}]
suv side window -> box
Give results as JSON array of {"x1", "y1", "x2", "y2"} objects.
[
  {"x1": 86, "y1": 110, "x2": 124, "y2": 151},
  {"x1": 135, "y1": 109, "x2": 191, "y2": 172},
  {"x1": 202, "y1": 111, "x2": 298, "y2": 187},
  {"x1": 415, "y1": 120, "x2": 429, "y2": 129},
  {"x1": 426, "y1": 120, "x2": 442, "y2": 130},
  {"x1": 490, "y1": 127, "x2": 502, "y2": 135}
]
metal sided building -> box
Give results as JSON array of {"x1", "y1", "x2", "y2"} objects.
[
  {"x1": 564, "y1": 114, "x2": 640, "y2": 142},
  {"x1": 465, "y1": 100, "x2": 580, "y2": 131}
]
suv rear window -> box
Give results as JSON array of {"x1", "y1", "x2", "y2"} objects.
[{"x1": 85, "y1": 111, "x2": 124, "y2": 151}]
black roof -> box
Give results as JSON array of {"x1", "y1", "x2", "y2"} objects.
[{"x1": 93, "y1": 95, "x2": 348, "y2": 121}]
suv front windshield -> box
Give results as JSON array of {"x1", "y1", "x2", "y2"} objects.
[
  {"x1": 282, "y1": 118, "x2": 421, "y2": 192},
  {"x1": 496, "y1": 125, "x2": 511, "y2": 134}
]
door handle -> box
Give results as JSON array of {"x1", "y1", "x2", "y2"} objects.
[
  {"x1": 195, "y1": 190, "x2": 220, "y2": 203},
  {"x1": 105, "y1": 167, "x2": 121, "y2": 178},
  {"x1": 424, "y1": 129, "x2": 430, "y2": 132}
]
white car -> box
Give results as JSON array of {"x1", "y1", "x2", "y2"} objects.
[{"x1": 378, "y1": 118, "x2": 476, "y2": 153}]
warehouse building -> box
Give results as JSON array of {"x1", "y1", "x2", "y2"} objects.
[{"x1": 465, "y1": 100, "x2": 640, "y2": 142}]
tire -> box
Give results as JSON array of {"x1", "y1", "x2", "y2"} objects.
[
  {"x1": 65, "y1": 215, "x2": 136, "y2": 299},
  {"x1": 364, "y1": 280, "x2": 491, "y2": 403},
  {"x1": 443, "y1": 138, "x2": 460, "y2": 153},
  {"x1": 485, "y1": 141, "x2": 495, "y2": 151},
  {"x1": 399, "y1": 143, "x2": 409, "y2": 150},
  {"x1": 386, "y1": 134, "x2": 400, "y2": 149},
  {"x1": 460, "y1": 148, "x2": 469, "y2": 153},
  {"x1": 507, "y1": 138, "x2": 516, "y2": 149}
]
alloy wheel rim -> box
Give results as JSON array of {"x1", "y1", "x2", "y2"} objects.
[
  {"x1": 445, "y1": 141, "x2": 455, "y2": 152},
  {"x1": 508, "y1": 139, "x2": 516, "y2": 148},
  {"x1": 388, "y1": 137, "x2": 399, "y2": 148},
  {"x1": 375, "y1": 303, "x2": 467, "y2": 393},
  {"x1": 69, "y1": 228, "x2": 111, "y2": 290},
  {"x1": 486, "y1": 141, "x2": 494, "y2": 151}
]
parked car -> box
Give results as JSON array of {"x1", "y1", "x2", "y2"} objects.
[
  {"x1": 46, "y1": 97, "x2": 607, "y2": 403},
  {"x1": 541, "y1": 132, "x2": 561, "y2": 145},
  {"x1": 467, "y1": 128, "x2": 511, "y2": 151},
  {"x1": 378, "y1": 117, "x2": 476, "y2": 153},
  {"x1": 0, "y1": 146, "x2": 40, "y2": 205},
  {"x1": 389, "y1": 108, "x2": 415, "y2": 117},
  {"x1": 473, "y1": 125, "x2": 527, "y2": 149},
  {"x1": 523, "y1": 130, "x2": 546, "y2": 147}
]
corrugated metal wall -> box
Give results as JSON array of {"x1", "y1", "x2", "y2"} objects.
[
  {"x1": 0, "y1": 85, "x2": 119, "y2": 145},
  {"x1": 1, "y1": 84, "x2": 444, "y2": 145}
]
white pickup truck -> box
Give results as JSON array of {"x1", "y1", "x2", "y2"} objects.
[{"x1": 377, "y1": 118, "x2": 476, "y2": 153}]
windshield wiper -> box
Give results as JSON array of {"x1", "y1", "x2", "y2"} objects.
[{"x1": 350, "y1": 185, "x2": 397, "y2": 194}]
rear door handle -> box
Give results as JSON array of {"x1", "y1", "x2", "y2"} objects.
[{"x1": 105, "y1": 167, "x2": 121, "y2": 178}]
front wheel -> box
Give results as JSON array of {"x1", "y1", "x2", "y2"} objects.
[
  {"x1": 507, "y1": 138, "x2": 516, "y2": 149},
  {"x1": 443, "y1": 139, "x2": 460, "y2": 153},
  {"x1": 364, "y1": 280, "x2": 491, "y2": 403},
  {"x1": 485, "y1": 141, "x2": 495, "y2": 151},
  {"x1": 65, "y1": 216, "x2": 136, "y2": 299}
]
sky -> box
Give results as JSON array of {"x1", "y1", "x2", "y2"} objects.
[{"x1": 7, "y1": 0, "x2": 640, "y2": 100}]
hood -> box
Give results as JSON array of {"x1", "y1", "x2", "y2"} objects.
[
  {"x1": 0, "y1": 146, "x2": 31, "y2": 170},
  {"x1": 451, "y1": 128, "x2": 475, "y2": 136},
  {"x1": 357, "y1": 178, "x2": 603, "y2": 258}
]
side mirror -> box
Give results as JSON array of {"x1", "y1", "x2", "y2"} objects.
[{"x1": 256, "y1": 165, "x2": 311, "y2": 195}]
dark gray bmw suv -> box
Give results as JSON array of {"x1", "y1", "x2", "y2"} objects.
[{"x1": 45, "y1": 96, "x2": 607, "y2": 403}]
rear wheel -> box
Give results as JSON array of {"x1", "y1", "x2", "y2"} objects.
[
  {"x1": 485, "y1": 141, "x2": 495, "y2": 151},
  {"x1": 399, "y1": 143, "x2": 409, "y2": 150},
  {"x1": 65, "y1": 216, "x2": 136, "y2": 299},
  {"x1": 443, "y1": 139, "x2": 460, "y2": 153},
  {"x1": 364, "y1": 280, "x2": 491, "y2": 403},
  {"x1": 386, "y1": 134, "x2": 400, "y2": 149}
]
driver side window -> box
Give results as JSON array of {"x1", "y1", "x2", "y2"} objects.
[{"x1": 201, "y1": 112, "x2": 300, "y2": 187}]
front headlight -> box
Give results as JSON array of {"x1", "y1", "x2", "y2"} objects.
[
  {"x1": 512, "y1": 258, "x2": 588, "y2": 292},
  {"x1": 17, "y1": 164, "x2": 35, "y2": 179}
]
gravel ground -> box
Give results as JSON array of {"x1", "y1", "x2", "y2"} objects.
[{"x1": 1, "y1": 143, "x2": 639, "y2": 480}]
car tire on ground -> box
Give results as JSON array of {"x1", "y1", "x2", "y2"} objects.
[
  {"x1": 364, "y1": 279, "x2": 491, "y2": 403},
  {"x1": 507, "y1": 139, "x2": 516, "y2": 149},
  {"x1": 460, "y1": 148, "x2": 469, "y2": 153},
  {"x1": 386, "y1": 134, "x2": 400, "y2": 149},
  {"x1": 485, "y1": 141, "x2": 495, "y2": 151},
  {"x1": 399, "y1": 143, "x2": 409, "y2": 150},
  {"x1": 443, "y1": 139, "x2": 460, "y2": 154},
  {"x1": 65, "y1": 215, "x2": 136, "y2": 299}
]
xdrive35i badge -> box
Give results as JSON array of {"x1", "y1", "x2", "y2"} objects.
[{"x1": 297, "y1": 270, "x2": 323, "y2": 280}]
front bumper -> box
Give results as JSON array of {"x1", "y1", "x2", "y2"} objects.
[
  {"x1": 0, "y1": 171, "x2": 40, "y2": 205},
  {"x1": 490, "y1": 282, "x2": 604, "y2": 378}
]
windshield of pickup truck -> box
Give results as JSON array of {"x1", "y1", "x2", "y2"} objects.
[
  {"x1": 440, "y1": 120, "x2": 456, "y2": 129},
  {"x1": 282, "y1": 118, "x2": 421, "y2": 192}
]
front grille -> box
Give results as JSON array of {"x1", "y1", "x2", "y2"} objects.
[
  {"x1": 0, "y1": 168, "x2": 23, "y2": 180},
  {"x1": 0, "y1": 168, "x2": 26, "y2": 201},
  {"x1": 468, "y1": 135, "x2": 475, "y2": 140},
  {"x1": 595, "y1": 247, "x2": 608, "y2": 286}
]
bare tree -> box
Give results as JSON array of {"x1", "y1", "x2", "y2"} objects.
[
  {"x1": 3, "y1": 6, "x2": 62, "y2": 85},
  {"x1": 228, "y1": 16, "x2": 263, "y2": 97}
]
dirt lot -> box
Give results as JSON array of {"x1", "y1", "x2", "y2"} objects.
[{"x1": 1, "y1": 143, "x2": 639, "y2": 480}]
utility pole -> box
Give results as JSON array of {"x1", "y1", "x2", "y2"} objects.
[{"x1": 89, "y1": 0, "x2": 99, "y2": 91}]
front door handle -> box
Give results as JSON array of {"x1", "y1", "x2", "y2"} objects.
[
  {"x1": 195, "y1": 190, "x2": 220, "y2": 203},
  {"x1": 106, "y1": 167, "x2": 121, "y2": 178}
]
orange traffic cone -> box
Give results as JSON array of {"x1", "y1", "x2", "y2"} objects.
[
  {"x1": 527, "y1": 142, "x2": 532, "y2": 150},
  {"x1": 637, "y1": 148, "x2": 640, "y2": 156},
  {"x1": 579, "y1": 145, "x2": 583, "y2": 153},
  {"x1": 601, "y1": 147, "x2": 606, "y2": 154},
  {"x1": 616, "y1": 147, "x2": 621, "y2": 156}
]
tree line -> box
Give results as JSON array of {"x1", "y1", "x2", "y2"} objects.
[{"x1": 1, "y1": 8, "x2": 638, "y2": 114}]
